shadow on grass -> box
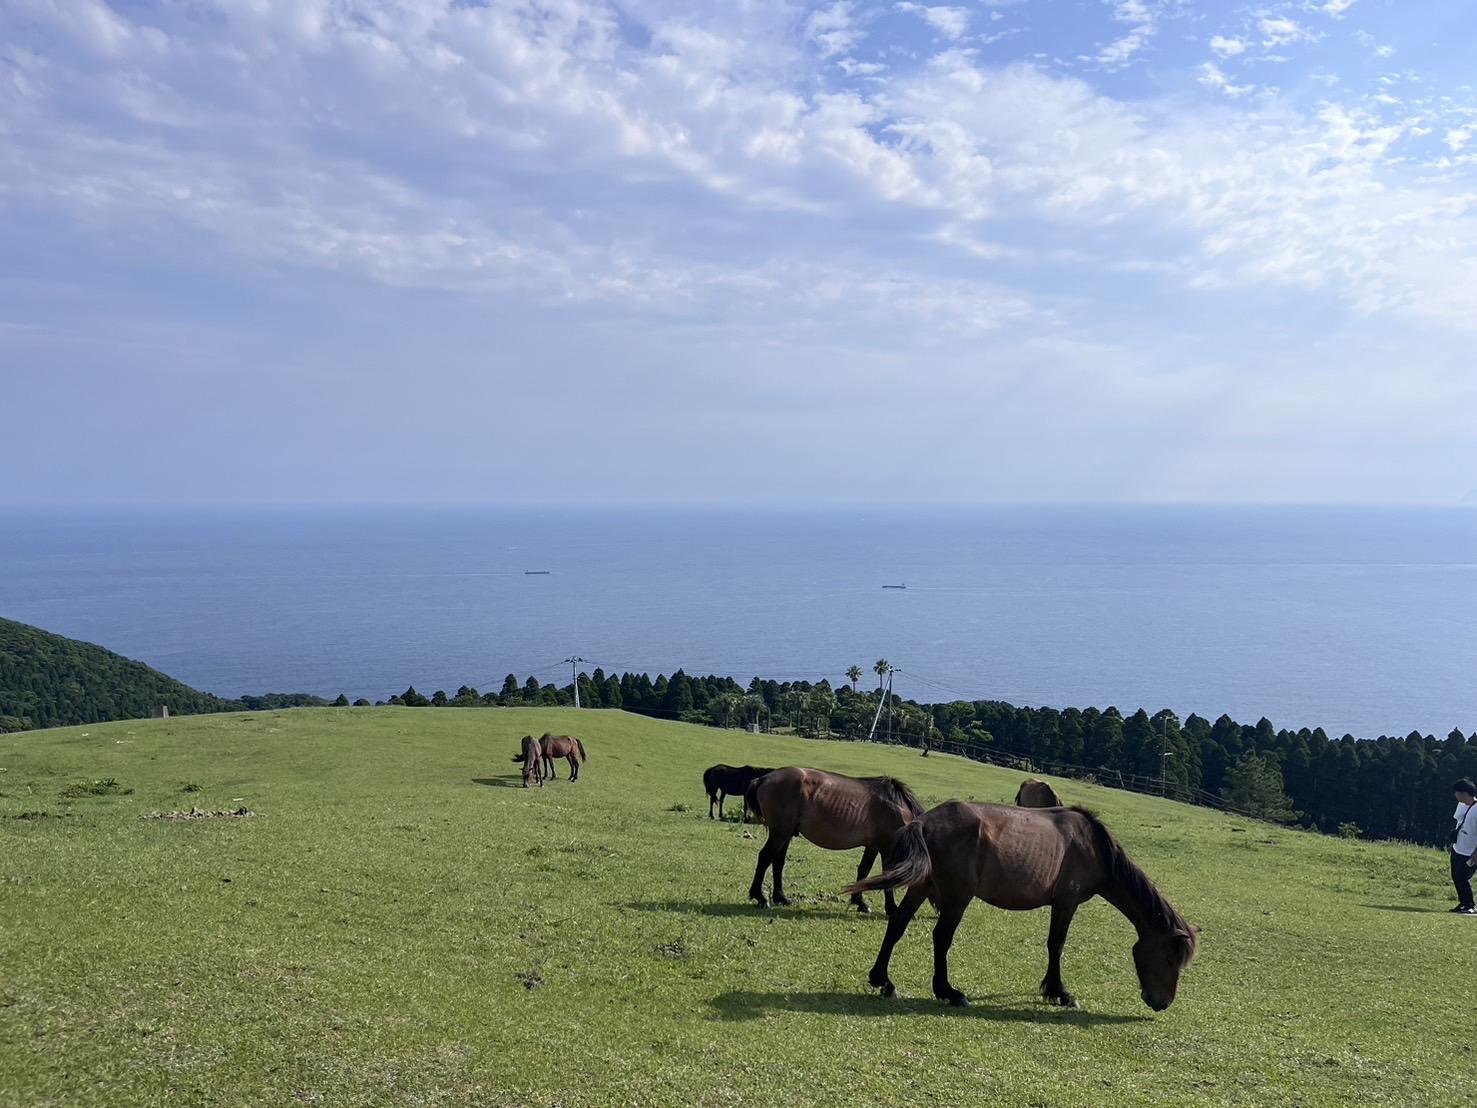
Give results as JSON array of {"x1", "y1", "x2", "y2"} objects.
[
  {"x1": 1362, "y1": 903, "x2": 1450, "y2": 914},
  {"x1": 625, "y1": 899, "x2": 864, "y2": 921},
  {"x1": 708, "y1": 989, "x2": 1150, "y2": 1025},
  {"x1": 471, "y1": 776, "x2": 528, "y2": 789}
]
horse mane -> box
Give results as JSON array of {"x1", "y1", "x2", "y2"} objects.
[
  {"x1": 871, "y1": 776, "x2": 925, "y2": 819},
  {"x1": 1071, "y1": 806, "x2": 1190, "y2": 937}
]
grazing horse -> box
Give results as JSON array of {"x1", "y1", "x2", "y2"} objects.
[
  {"x1": 702, "y1": 764, "x2": 774, "y2": 821},
  {"x1": 511, "y1": 735, "x2": 544, "y2": 788},
  {"x1": 848, "y1": 802, "x2": 1198, "y2": 1011},
  {"x1": 539, "y1": 733, "x2": 587, "y2": 781},
  {"x1": 1014, "y1": 778, "x2": 1061, "y2": 807},
  {"x1": 746, "y1": 767, "x2": 924, "y2": 914}
]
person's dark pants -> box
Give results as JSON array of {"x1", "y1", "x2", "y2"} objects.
[{"x1": 1452, "y1": 850, "x2": 1475, "y2": 909}]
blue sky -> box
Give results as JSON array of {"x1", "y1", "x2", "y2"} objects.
[{"x1": 3, "y1": 0, "x2": 1475, "y2": 505}]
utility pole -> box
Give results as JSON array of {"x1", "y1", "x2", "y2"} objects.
[
  {"x1": 1159, "y1": 713, "x2": 1175, "y2": 796},
  {"x1": 867, "y1": 665, "x2": 893, "y2": 742},
  {"x1": 885, "y1": 667, "x2": 894, "y2": 743},
  {"x1": 564, "y1": 656, "x2": 586, "y2": 708}
]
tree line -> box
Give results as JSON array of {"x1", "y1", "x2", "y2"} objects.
[{"x1": 385, "y1": 664, "x2": 1475, "y2": 848}]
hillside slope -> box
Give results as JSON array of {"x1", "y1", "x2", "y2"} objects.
[
  {"x1": 1, "y1": 707, "x2": 1470, "y2": 1106},
  {"x1": 0, "y1": 617, "x2": 238, "y2": 731}
]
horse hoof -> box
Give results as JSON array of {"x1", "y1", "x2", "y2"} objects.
[
  {"x1": 880, "y1": 981, "x2": 896, "y2": 999},
  {"x1": 773, "y1": 895, "x2": 792, "y2": 907},
  {"x1": 855, "y1": 901, "x2": 871, "y2": 914}
]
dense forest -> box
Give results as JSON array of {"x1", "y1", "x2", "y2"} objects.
[
  {"x1": 389, "y1": 665, "x2": 1476, "y2": 848},
  {"x1": 0, "y1": 618, "x2": 334, "y2": 730}
]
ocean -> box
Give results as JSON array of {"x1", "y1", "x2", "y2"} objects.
[{"x1": 2, "y1": 505, "x2": 1473, "y2": 738}]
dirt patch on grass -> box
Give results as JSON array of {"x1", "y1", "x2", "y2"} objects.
[
  {"x1": 13, "y1": 810, "x2": 78, "y2": 821},
  {"x1": 143, "y1": 806, "x2": 255, "y2": 821}
]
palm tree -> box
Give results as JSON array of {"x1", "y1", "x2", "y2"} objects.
[
  {"x1": 873, "y1": 658, "x2": 891, "y2": 688},
  {"x1": 846, "y1": 665, "x2": 862, "y2": 693}
]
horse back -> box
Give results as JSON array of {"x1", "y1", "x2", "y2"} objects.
[
  {"x1": 769, "y1": 767, "x2": 914, "y2": 850},
  {"x1": 966, "y1": 803, "x2": 1103, "y2": 909}
]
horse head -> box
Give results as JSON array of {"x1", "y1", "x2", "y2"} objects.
[{"x1": 1131, "y1": 925, "x2": 1199, "y2": 1011}]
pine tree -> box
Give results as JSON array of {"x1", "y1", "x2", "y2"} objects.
[{"x1": 1223, "y1": 753, "x2": 1298, "y2": 823}]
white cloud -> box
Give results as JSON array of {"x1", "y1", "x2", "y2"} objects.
[
  {"x1": 1259, "y1": 17, "x2": 1313, "y2": 48},
  {"x1": 1096, "y1": 0, "x2": 1159, "y2": 68},
  {"x1": 1198, "y1": 63, "x2": 1254, "y2": 98},
  {"x1": 895, "y1": 4, "x2": 970, "y2": 41},
  {"x1": 807, "y1": 1, "x2": 862, "y2": 59},
  {"x1": 1321, "y1": 0, "x2": 1357, "y2": 15},
  {"x1": 1209, "y1": 35, "x2": 1246, "y2": 57},
  {"x1": 5, "y1": 0, "x2": 1477, "y2": 341}
]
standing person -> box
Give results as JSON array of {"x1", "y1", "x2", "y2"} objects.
[{"x1": 1451, "y1": 778, "x2": 1477, "y2": 915}]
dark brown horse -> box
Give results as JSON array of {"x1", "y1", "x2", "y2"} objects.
[
  {"x1": 539, "y1": 733, "x2": 587, "y2": 781},
  {"x1": 746, "y1": 767, "x2": 924, "y2": 914},
  {"x1": 1014, "y1": 778, "x2": 1061, "y2": 807},
  {"x1": 511, "y1": 735, "x2": 544, "y2": 788},
  {"x1": 848, "y1": 801, "x2": 1198, "y2": 1011},
  {"x1": 703, "y1": 764, "x2": 774, "y2": 821}
]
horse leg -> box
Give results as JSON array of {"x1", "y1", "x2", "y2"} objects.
[
  {"x1": 708, "y1": 790, "x2": 716, "y2": 819},
  {"x1": 931, "y1": 898, "x2": 970, "y2": 1007},
  {"x1": 868, "y1": 884, "x2": 927, "y2": 998},
  {"x1": 769, "y1": 835, "x2": 793, "y2": 906},
  {"x1": 717, "y1": 791, "x2": 726, "y2": 821},
  {"x1": 748, "y1": 836, "x2": 777, "y2": 908},
  {"x1": 1039, "y1": 902, "x2": 1080, "y2": 1008},
  {"x1": 544, "y1": 754, "x2": 556, "y2": 780},
  {"x1": 881, "y1": 843, "x2": 897, "y2": 916},
  {"x1": 568, "y1": 754, "x2": 578, "y2": 781},
  {"x1": 851, "y1": 848, "x2": 878, "y2": 913}
]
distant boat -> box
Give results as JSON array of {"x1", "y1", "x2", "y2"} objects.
[
  {"x1": 882, "y1": 583, "x2": 907, "y2": 589},
  {"x1": 524, "y1": 570, "x2": 552, "y2": 575}
]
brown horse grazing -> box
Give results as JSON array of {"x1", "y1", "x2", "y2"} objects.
[
  {"x1": 539, "y1": 733, "x2": 587, "y2": 781},
  {"x1": 1014, "y1": 778, "x2": 1061, "y2": 807},
  {"x1": 511, "y1": 735, "x2": 544, "y2": 788},
  {"x1": 847, "y1": 802, "x2": 1198, "y2": 1011},
  {"x1": 746, "y1": 767, "x2": 925, "y2": 914}
]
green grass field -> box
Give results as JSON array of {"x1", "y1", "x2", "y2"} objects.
[{"x1": 2, "y1": 708, "x2": 1471, "y2": 1106}]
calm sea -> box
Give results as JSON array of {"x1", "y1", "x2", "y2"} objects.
[{"x1": 1, "y1": 505, "x2": 1473, "y2": 738}]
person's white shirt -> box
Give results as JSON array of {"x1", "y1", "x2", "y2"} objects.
[{"x1": 1453, "y1": 802, "x2": 1477, "y2": 857}]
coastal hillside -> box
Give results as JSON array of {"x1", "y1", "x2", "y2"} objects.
[
  {"x1": 2, "y1": 707, "x2": 1470, "y2": 1106},
  {"x1": 0, "y1": 617, "x2": 237, "y2": 731}
]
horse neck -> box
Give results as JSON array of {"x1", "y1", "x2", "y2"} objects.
[{"x1": 1097, "y1": 849, "x2": 1179, "y2": 938}]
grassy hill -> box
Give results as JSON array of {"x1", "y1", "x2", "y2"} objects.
[
  {"x1": 1, "y1": 708, "x2": 1469, "y2": 1106},
  {"x1": 0, "y1": 617, "x2": 239, "y2": 731}
]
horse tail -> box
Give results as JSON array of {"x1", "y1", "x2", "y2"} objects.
[
  {"x1": 845, "y1": 820, "x2": 931, "y2": 894},
  {"x1": 745, "y1": 777, "x2": 765, "y2": 825},
  {"x1": 575, "y1": 738, "x2": 587, "y2": 763}
]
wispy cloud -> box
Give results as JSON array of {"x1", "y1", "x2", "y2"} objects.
[
  {"x1": 5, "y1": 0, "x2": 1477, "y2": 504},
  {"x1": 895, "y1": 3, "x2": 970, "y2": 41},
  {"x1": 1198, "y1": 62, "x2": 1255, "y2": 98},
  {"x1": 1096, "y1": 0, "x2": 1160, "y2": 68}
]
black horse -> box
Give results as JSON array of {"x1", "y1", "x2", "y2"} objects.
[{"x1": 702, "y1": 764, "x2": 774, "y2": 821}]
